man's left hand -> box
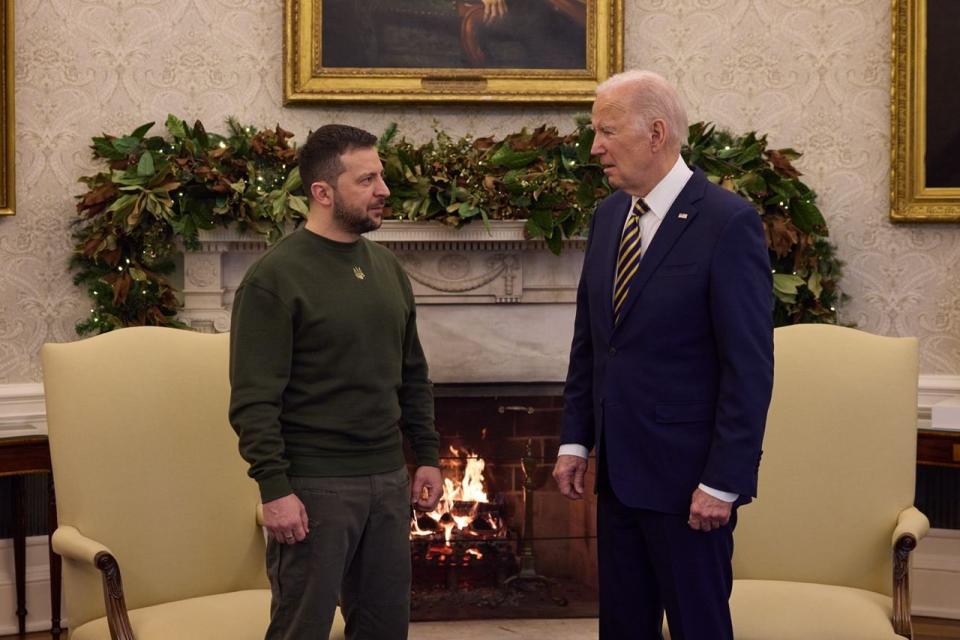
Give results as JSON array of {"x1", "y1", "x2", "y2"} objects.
[
  {"x1": 687, "y1": 487, "x2": 732, "y2": 532},
  {"x1": 411, "y1": 466, "x2": 444, "y2": 511}
]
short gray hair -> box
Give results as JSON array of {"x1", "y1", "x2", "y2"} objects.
[{"x1": 596, "y1": 70, "x2": 689, "y2": 152}]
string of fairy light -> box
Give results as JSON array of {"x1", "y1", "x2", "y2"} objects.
[
  {"x1": 77, "y1": 119, "x2": 303, "y2": 333},
  {"x1": 74, "y1": 118, "x2": 843, "y2": 333}
]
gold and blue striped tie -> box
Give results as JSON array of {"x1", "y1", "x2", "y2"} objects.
[{"x1": 613, "y1": 198, "x2": 649, "y2": 324}]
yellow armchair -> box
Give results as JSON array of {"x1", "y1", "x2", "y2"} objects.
[
  {"x1": 42, "y1": 327, "x2": 345, "y2": 640},
  {"x1": 724, "y1": 325, "x2": 928, "y2": 639}
]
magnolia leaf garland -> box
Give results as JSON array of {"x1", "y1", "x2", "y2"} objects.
[{"x1": 70, "y1": 116, "x2": 844, "y2": 335}]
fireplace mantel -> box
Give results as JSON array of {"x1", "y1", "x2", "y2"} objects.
[{"x1": 179, "y1": 221, "x2": 585, "y2": 382}]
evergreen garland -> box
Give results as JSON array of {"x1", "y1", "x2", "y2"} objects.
[{"x1": 70, "y1": 116, "x2": 843, "y2": 335}]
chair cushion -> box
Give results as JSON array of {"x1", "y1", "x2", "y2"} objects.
[
  {"x1": 70, "y1": 589, "x2": 346, "y2": 640},
  {"x1": 666, "y1": 580, "x2": 904, "y2": 640}
]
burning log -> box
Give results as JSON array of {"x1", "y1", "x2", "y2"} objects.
[
  {"x1": 410, "y1": 447, "x2": 506, "y2": 542},
  {"x1": 410, "y1": 447, "x2": 516, "y2": 589},
  {"x1": 415, "y1": 513, "x2": 441, "y2": 532}
]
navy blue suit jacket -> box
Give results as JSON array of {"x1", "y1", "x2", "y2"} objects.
[{"x1": 561, "y1": 167, "x2": 774, "y2": 514}]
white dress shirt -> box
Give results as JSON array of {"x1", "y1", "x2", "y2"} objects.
[{"x1": 558, "y1": 155, "x2": 738, "y2": 503}]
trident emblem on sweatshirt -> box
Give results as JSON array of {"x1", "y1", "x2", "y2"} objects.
[{"x1": 353, "y1": 266, "x2": 365, "y2": 280}]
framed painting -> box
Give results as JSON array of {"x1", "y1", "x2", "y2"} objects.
[
  {"x1": 891, "y1": 0, "x2": 960, "y2": 221},
  {"x1": 284, "y1": 0, "x2": 623, "y2": 104},
  {"x1": 1, "y1": 0, "x2": 12, "y2": 216}
]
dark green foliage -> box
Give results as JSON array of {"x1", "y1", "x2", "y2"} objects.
[{"x1": 71, "y1": 117, "x2": 843, "y2": 335}]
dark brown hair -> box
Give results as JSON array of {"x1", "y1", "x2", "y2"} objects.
[{"x1": 298, "y1": 124, "x2": 377, "y2": 200}]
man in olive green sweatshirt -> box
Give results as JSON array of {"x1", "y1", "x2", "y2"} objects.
[{"x1": 229, "y1": 124, "x2": 443, "y2": 640}]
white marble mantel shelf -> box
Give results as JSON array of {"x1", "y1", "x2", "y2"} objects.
[
  {"x1": 369, "y1": 220, "x2": 585, "y2": 305},
  {"x1": 367, "y1": 219, "x2": 583, "y2": 247},
  {"x1": 180, "y1": 221, "x2": 584, "y2": 382}
]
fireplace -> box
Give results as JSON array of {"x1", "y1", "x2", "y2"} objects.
[
  {"x1": 406, "y1": 386, "x2": 599, "y2": 621},
  {"x1": 179, "y1": 222, "x2": 596, "y2": 620}
]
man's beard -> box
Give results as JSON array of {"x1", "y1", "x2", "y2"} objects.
[{"x1": 333, "y1": 200, "x2": 382, "y2": 235}]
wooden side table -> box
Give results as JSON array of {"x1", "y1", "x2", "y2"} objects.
[
  {"x1": 917, "y1": 429, "x2": 960, "y2": 469},
  {"x1": 0, "y1": 436, "x2": 61, "y2": 638}
]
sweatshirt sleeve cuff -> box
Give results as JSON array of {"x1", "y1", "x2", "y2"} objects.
[
  {"x1": 258, "y1": 474, "x2": 293, "y2": 504},
  {"x1": 413, "y1": 447, "x2": 439, "y2": 468}
]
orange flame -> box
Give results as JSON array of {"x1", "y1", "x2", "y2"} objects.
[{"x1": 411, "y1": 448, "x2": 499, "y2": 544}]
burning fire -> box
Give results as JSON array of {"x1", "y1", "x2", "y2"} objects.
[{"x1": 411, "y1": 446, "x2": 502, "y2": 548}]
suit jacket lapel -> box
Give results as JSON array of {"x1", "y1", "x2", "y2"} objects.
[{"x1": 613, "y1": 169, "x2": 707, "y2": 330}]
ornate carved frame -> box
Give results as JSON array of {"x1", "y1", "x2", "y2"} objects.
[
  {"x1": 1, "y1": 0, "x2": 13, "y2": 216},
  {"x1": 284, "y1": 0, "x2": 623, "y2": 103},
  {"x1": 890, "y1": 0, "x2": 960, "y2": 221}
]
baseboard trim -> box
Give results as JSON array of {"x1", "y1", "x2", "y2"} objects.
[
  {"x1": 912, "y1": 528, "x2": 960, "y2": 620},
  {"x1": 0, "y1": 619, "x2": 60, "y2": 636},
  {"x1": 0, "y1": 536, "x2": 50, "y2": 587},
  {"x1": 912, "y1": 605, "x2": 960, "y2": 620}
]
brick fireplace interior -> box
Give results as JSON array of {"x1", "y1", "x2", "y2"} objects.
[{"x1": 406, "y1": 385, "x2": 599, "y2": 621}]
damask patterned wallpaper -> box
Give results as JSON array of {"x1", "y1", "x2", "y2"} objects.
[{"x1": 1, "y1": 0, "x2": 958, "y2": 383}]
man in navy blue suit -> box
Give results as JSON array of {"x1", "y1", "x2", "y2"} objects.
[{"x1": 553, "y1": 70, "x2": 774, "y2": 639}]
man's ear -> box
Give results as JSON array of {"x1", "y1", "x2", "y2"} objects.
[
  {"x1": 310, "y1": 180, "x2": 334, "y2": 206},
  {"x1": 650, "y1": 119, "x2": 668, "y2": 153}
]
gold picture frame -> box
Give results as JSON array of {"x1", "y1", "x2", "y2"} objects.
[
  {"x1": 1, "y1": 0, "x2": 13, "y2": 216},
  {"x1": 284, "y1": 0, "x2": 623, "y2": 104},
  {"x1": 891, "y1": 0, "x2": 960, "y2": 221}
]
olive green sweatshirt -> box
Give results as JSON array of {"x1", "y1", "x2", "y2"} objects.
[{"x1": 228, "y1": 228, "x2": 439, "y2": 502}]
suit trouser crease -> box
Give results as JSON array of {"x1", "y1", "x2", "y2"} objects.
[{"x1": 597, "y1": 434, "x2": 735, "y2": 640}]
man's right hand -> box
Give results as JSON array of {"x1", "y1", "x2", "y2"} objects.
[
  {"x1": 552, "y1": 454, "x2": 588, "y2": 500},
  {"x1": 262, "y1": 493, "x2": 309, "y2": 544}
]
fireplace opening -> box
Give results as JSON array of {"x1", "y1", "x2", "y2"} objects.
[
  {"x1": 411, "y1": 448, "x2": 517, "y2": 591},
  {"x1": 407, "y1": 388, "x2": 599, "y2": 621}
]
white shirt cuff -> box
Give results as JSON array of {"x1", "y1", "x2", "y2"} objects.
[
  {"x1": 556, "y1": 449, "x2": 737, "y2": 502},
  {"x1": 699, "y1": 483, "x2": 738, "y2": 502},
  {"x1": 558, "y1": 444, "x2": 589, "y2": 459}
]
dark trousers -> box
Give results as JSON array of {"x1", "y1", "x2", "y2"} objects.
[
  {"x1": 597, "y1": 456, "x2": 736, "y2": 640},
  {"x1": 265, "y1": 467, "x2": 412, "y2": 640}
]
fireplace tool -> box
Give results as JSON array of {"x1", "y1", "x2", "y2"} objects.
[{"x1": 503, "y1": 439, "x2": 567, "y2": 606}]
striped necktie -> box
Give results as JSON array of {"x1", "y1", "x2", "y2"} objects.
[{"x1": 613, "y1": 198, "x2": 650, "y2": 324}]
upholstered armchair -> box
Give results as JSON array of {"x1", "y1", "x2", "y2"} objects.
[
  {"x1": 42, "y1": 327, "x2": 345, "y2": 640},
  {"x1": 715, "y1": 325, "x2": 928, "y2": 639}
]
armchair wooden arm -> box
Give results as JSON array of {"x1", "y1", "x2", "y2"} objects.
[
  {"x1": 891, "y1": 506, "x2": 930, "y2": 639},
  {"x1": 52, "y1": 526, "x2": 135, "y2": 640}
]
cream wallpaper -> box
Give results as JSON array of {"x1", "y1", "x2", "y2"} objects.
[{"x1": 1, "y1": 0, "x2": 958, "y2": 383}]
